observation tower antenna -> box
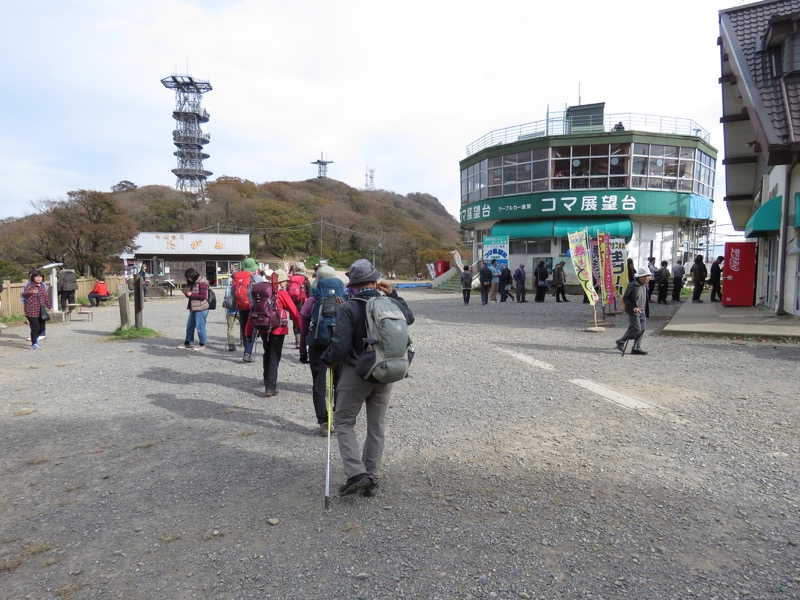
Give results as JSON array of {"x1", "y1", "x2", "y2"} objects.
[
  {"x1": 311, "y1": 152, "x2": 333, "y2": 178},
  {"x1": 365, "y1": 167, "x2": 375, "y2": 190},
  {"x1": 161, "y1": 74, "x2": 213, "y2": 198}
]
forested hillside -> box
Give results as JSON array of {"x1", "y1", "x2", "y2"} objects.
[{"x1": 0, "y1": 177, "x2": 463, "y2": 279}]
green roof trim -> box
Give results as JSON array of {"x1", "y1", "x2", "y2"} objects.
[
  {"x1": 744, "y1": 196, "x2": 781, "y2": 238},
  {"x1": 553, "y1": 217, "x2": 633, "y2": 240},
  {"x1": 492, "y1": 220, "x2": 555, "y2": 239}
]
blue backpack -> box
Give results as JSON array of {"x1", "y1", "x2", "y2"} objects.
[{"x1": 309, "y1": 277, "x2": 346, "y2": 347}]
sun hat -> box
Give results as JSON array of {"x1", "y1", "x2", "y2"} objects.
[
  {"x1": 346, "y1": 259, "x2": 382, "y2": 286},
  {"x1": 241, "y1": 257, "x2": 259, "y2": 273},
  {"x1": 634, "y1": 267, "x2": 651, "y2": 278},
  {"x1": 316, "y1": 265, "x2": 336, "y2": 279},
  {"x1": 274, "y1": 269, "x2": 289, "y2": 283}
]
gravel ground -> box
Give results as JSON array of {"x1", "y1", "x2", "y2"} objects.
[{"x1": 0, "y1": 291, "x2": 798, "y2": 600}]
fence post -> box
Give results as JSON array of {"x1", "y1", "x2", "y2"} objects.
[
  {"x1": 118, "y1": 290, "x2": 131, "y2": 329},
  {"x1": 133, "y1": 275, "x2": 144, "y2": 329}
]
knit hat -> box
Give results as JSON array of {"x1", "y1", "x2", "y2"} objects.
[
  {"x1": 346, "y1": 259, "x2": 382, "y2": 286},
  {"x1": 241, "y1": 257, "x2": 259, "y2": 273},
  {"x1": 274, "y1": 269, "x2": 289, "y2": 283}
]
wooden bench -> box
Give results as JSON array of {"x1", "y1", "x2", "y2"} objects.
[{"x1": 67, "y1": 303, "x2": 94, "y2": 321}]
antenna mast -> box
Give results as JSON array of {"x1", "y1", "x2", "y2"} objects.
[{"x1": 311, "y1": 152, "x2": 333, "y2": 178}]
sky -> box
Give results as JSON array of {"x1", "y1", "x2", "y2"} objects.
[{"x1": 0, "y1": 0, "x2": 747, "y2": 242}]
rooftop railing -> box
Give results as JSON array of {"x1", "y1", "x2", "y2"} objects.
[{"x1": 466, "y1": 112, "x2": 711, "y2": 157}]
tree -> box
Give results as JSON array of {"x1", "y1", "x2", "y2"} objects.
[
  {"x1": 111, "y1": 180, "x2": 137, "y2": 193},
  {"x1": 255, "y1": 198, "x2": 315, "y2": 258}
]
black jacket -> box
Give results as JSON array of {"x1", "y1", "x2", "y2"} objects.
[
  {"x1": 478, "y1": 266, "x2": 493, "y2": 285},
  {"x1": 709, "y1": 262, "x2": 722, "y2": 283},
  {"x1": 321, "y1": 288, "x2": 414, "y2": 365}
]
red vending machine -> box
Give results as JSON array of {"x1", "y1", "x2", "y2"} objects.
[{"x1": 722, "y1": 241, "x2": 757, "y2": 306}]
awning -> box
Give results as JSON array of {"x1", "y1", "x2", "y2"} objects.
[
  {"x1": 744, "y1": 196, "x2": 781, "y2": 238},
  {"x1": 553, "y1": 217, "x2": 633, "y2": 239},
  {"x1": 492, "y1": 220, "x2": 555, "y2": 239}
]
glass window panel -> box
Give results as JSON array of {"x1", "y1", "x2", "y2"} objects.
[
  {"x1": 480, "y1": 169, "x2": 488, "y2": 187},
  {"x1": 610, "y1": 143, "x2": 629, "y2": 156},
  {"x1": 650, "y1": 144, "x2": 665, "y2": 157},
  {"x1": 488, "y1": 156, "x2": 502, "y2": 168},
  {"x1": 488, "y1": 185, "x2": 502, "y2": 197},
  {"x1": 553, "y1": 159, "x2": 570, "y2": 178},
  {"x1": 503, "y1": 166, "x2": 517, "y2": 182},
  {"x1": 518, "y1": 164, "x2": 532, "y2": 181},
  {"x1": 468, "y1": 163, "x2": 476, "y2": 176},
  {"x1": 649, "y1": 158, "x2": 665, "y2": 176},
  {"x1": 678, "y1": 179, "x2": 693, "y2": 192},
  {"x1": 515, "y1": 151, "x2": 531, "y2": 163},
  {"x1": 552, "y1": 146, "x2": 570, "y2": 158},
  {"x1": 633, "y1": 156, "x2": 648, "y2": 175},
  {"x1": 491, "y1": 168, "x2": 502, "y2": 185},
  {"x1": 590, "y1": 157, "x2": 609, "y2": 175},
  {"x1": 553, "y1": 179, "x2": 570, "y2": 190},
  {"x1": 648, "y1": 177, "x2": 663, "y2": 189},
  {"x1": 468, "y1": 190, "x2": 480, "y2": 203},
  {"x1": 510, "y1": 240, "x2": 527, "y2": 254},
  {"x1": 571, "y1": 158, "x2": 587, "y2": 176},
  {"x1": 518, "y1": 181, "x2": 532, "y2": 193},
  {"x1": 663, "y1": 159, "x2": 678, "y2": 177},
  {"x1": 663, "y1": 146, "x2": 678, "y2": 158},
  {"x1": 503, "y1": 183, "x2": 518, "y2": 195},
  {"x1": 572, "y1": 145, "x2": 591, "y2": 157},
  {"x1": 532, "y1": 179, "x2": 549, "y2": 192},
  {"x1": 679, "y1": 147, "x2": 694, "y2": 159},
  {"x1": 662, "y1": 179, "x2": 677, "y2": 191},
  {"x1": 572, "y1": 177, "x2": 589, "y2": 189},
  {"x1": 503, "y1": 154, "x2": 518, "y2": 166},
  {"x1": 461, "y1": 180, "x2": 468, "y2": 196},
  {"x1": 679, "y1": 160, "x2": 694, "y2": 178},
  {"x1": 591, "y1": 144, "x2": 609, "y2": 156},
  {"x1": 531, "y1": 162, "x2": 548, "y2": 179},
  {"x1": 633, "y1": 143, "x2": 649, "y2": 155},
  {"x1": 609, "y1": 176, "x2": 628, "y2": 188},
  {"x1": 480, "y1": 158, "x2": 487, "y2": 173},
  {"x1": 532, "y1": 148, "x2": 549, "y2": 161},
  {"x1": 631, "y1": 175, "x2": 647, "y2": 188},
  {"x1": 610, "y1": 156, "x2": 628, "y2": 175},
  {"x1": 590, "y1": 177, "x2": 607, "y2": 189}
]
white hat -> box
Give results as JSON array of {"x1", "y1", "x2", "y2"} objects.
[{"x1": 634, "y1": 267, "x2": 651, "y2": 278}]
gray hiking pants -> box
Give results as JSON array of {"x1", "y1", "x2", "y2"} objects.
[
  {"x1": 334, "y1": 365, "x2": 392, "y2": 481},
  {"x1": 617, "y1": 312, "x2": 646, "y2": 351}
]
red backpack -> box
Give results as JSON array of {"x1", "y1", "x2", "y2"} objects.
[
  {"x1": 287, "y1": 274, "x2": 307, "y2": 304},
  {"x1": 232, "y1": 271, "x2": 252, "y2": 311},
  {"x1": 250, "y1": 273, "x2": 287, "y2": 335}
]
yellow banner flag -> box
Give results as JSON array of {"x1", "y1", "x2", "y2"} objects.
[{"x1": 567, "y1": 229, "x2": 599, "y2": 305}]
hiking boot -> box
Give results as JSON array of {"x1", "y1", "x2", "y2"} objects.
[
  {"x1": 338, "y1": 473, "x2": 369, "y2": 496},
  {"x1": 227, "y1": 344, "x2": 236, "y2": 352},
  {"x1": 319, "y1": 423, "x2": 334, "y2": 436},
  {"x1": 178, "y1": 343, "x2": 194, "y2": 349},
  {"x1": 631, "y1": 349, "x2": 648, "y2": 356},
  {"x1": 264, "y1": 389, "x2": 279, "y2": 397},
  {"x1": 362, "y1": 478, "x2": 378, "y2": 497},
  {"x1": 243, "y1": 353, "x2": 253, "y2": 363}
]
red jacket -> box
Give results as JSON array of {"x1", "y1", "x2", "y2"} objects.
[
  {"x1": 90, "y1": 281, "x2": 109, "y2": 296},
  {"x1": 244, "y1": 288, "x2": 301, "y2": 337}
]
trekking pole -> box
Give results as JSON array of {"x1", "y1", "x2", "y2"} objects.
[
  {"x1": 621, "y1": 339, "x2": 629, "y2": 358},
  {"x1": 324, "y1": 366, "x2": 333, "y2": 510}
]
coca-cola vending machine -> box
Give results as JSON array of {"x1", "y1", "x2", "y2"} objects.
[{"x1": 722, "y1": 241, "x2": 757, "y2": 306}]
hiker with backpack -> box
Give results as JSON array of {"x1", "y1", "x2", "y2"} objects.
[
  {"x1": 231, "y1": 257, "x2": 263, "y2": 362},
  {"x1": 321, "y1": 259, "x2": 414, "y2": 498},
  {"x1": 249, "y1": 269, "x2": 300, "y2": 397},
  {"x1": 299, "y1": 265, "x2": 345, "y2": 435},
  {"x1": 288, "y1": 264, "x2": 311, "y2": 349},
  {"x1": 179, "y1": 268, "x2": 210, "y2": 351}
]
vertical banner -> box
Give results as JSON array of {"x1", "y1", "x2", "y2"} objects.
[
  {"x1": 599, "y1": 233, "x2": 615, "y2": 305},
  {"x1": 609, "y1": 238, "x2": 628, "y2": 298},
  {"x1": 589, "y1": 237, "x2": 602, "y2": 289},
  {"x1": 482, "y1": 236, "x2": 509, "y2": 268},
  {"x1": 567, "y1": 230, "x2": 599, "y2": 305}
]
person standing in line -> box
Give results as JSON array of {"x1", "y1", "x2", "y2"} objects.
[
  {"x1": 288, "y1": 263, "x2": 311, "y2": 349},
  {"x1": 261, "y1": 270, "x2": 301, "y2": 397},
  {"x1": 671, "y1": 260, "x2": 685, "y2": 302},
  {"x1": 179, "y1": 268, "x2": 210, "y2": 350},
  {"x1": 138, "y1": 264, "x2": 149, "y2": 298},
  {"x1": 690, "y1": 255, "x2": 707, "y2": 303},
  {"x1": 223, "y1": 280, "x2": 239, "y2": 352},
  {"x1": 499, "y1": 263, "x2": 514, "y2": 302},
  {"x1": 489, "y1": 259, "x2": 500, "y2": 302},
  {"x1": 299, "y1": 265, "x2": 342, "y2": 435},
  {"x1": 709, "y1": 256, "x2": 724, "y2": 303},
  {"x1": 321, "y1": 259, "x2": 414, "y2": 497},
  {"x1": 478, "y1": 261, "x2": 493, "y2": 305},
  {"x1": 460, "y1": 265, "x2": 473, "y2": 305},
  {"x1": 615, "y1": 267, "x2": 651, "y2": 356},
  {"x1": 57, "y1": 265, "x2": 79, "y2": 312},
  {"x1": 552, "y1": 261, "x2": 569, "y2": 302},
  {"x1": 232, "y1": 258, "x2": 263, "y2": 363},
  {"x1": 533, "y1": 260, "x2": 549, "y2": 303},
  {"x1": 513, "y1": 263, "x2": 527, "y2": 303},
  {"x1": 646, "y1": 257, "x2": 658, "y2": 303},
  {"x1": 21, "y1": 270, "x2": 51, "y2": 350},
  {"x1": 656, "y1": 260, "x2": 671, "y2": 304}
]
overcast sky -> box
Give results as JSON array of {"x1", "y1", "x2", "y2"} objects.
[{"x1": 0, "y1": 0, "x2": 745, "y2": 240}]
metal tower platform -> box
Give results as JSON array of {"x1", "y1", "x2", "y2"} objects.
[{"x1": 161, "y1": 74, "x2": 212, "y2": 197}]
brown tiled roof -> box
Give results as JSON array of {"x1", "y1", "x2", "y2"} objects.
[{"x1": 721, "y1": 0, "x2": 800, "y2": 148}]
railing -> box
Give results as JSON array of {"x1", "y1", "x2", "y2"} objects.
[
  {"x1": 466, "y1": 112, "x2": 711, "y2": 157},
  {"x1": 0, "y1": 276, "x2": 127, "y2": 317}
]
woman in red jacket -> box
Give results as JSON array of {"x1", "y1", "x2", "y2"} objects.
[
  {"x1": 88, "y1": 277, "x2": 110, "y2": 307},
  {"x1": 262, "y1": 270, "x2": 300, "y2": 397},
  {"x1": 22, "y1": 270, "x2": 51, "y2": 350}
]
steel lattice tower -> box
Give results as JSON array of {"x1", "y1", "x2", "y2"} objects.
[{"x1": 161, "y1": 74, "x2": 212, "y2": 197}]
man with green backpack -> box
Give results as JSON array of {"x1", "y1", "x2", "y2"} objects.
[{"x1": 322, "y1": 258, "x2": 414, "y2": 498}]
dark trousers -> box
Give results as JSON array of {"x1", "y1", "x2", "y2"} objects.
[
  {"x1": 535, "y1": 284, "x2": 547, "y2": 303},
  {"x1": 309, "y1": 345, "x2": 339, "y2": 424},
  {"x1": 88, "y1": 293, "x2": 108, "y2": 307},
  {"x1": 692, "y1": 280, "x2": 704, "y2": 301},
  {"x1": 647, "y1": 279, "x2": 656, "y2": 301},
  {"x1": 480, "y1": 284, "x2": 490, "y2": 304},
  {"x1": 498, "y1": 281, "x2": 507, "y2": 302},
  {"x1": 59, "y1": 291, "x2": 75, "y2": 311},
  {"x1": 238, "y1": 310, "x2": 255, "y2": 355},
  {"x1": 27, "y1": 316, "x2": 45, "y2": 345},
  {"x1": 515, "y1": 281, "x2": 526, "y2": 302},
  {"x1": 671, "y1": 277, "x2": 683, "y2": 301},
  {"x1": 710, "y1": 281, "x2": 721, "y2": 301},
  {"x1": 657, "y1": 282, "x2": 669, "y2": 303},
  {"x1": 462, "y1": 289, "x2": 471, "y2": 304},
  {"x1": 555, "y1": 285, "x2": 567, "y2": 302},
  {"x1": 261, "y1": 333, "x2": 285, "y2": 392}
]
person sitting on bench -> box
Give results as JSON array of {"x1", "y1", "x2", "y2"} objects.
[{"x1": 88, "y1": 276, "x2": 111, "y2": 307}]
